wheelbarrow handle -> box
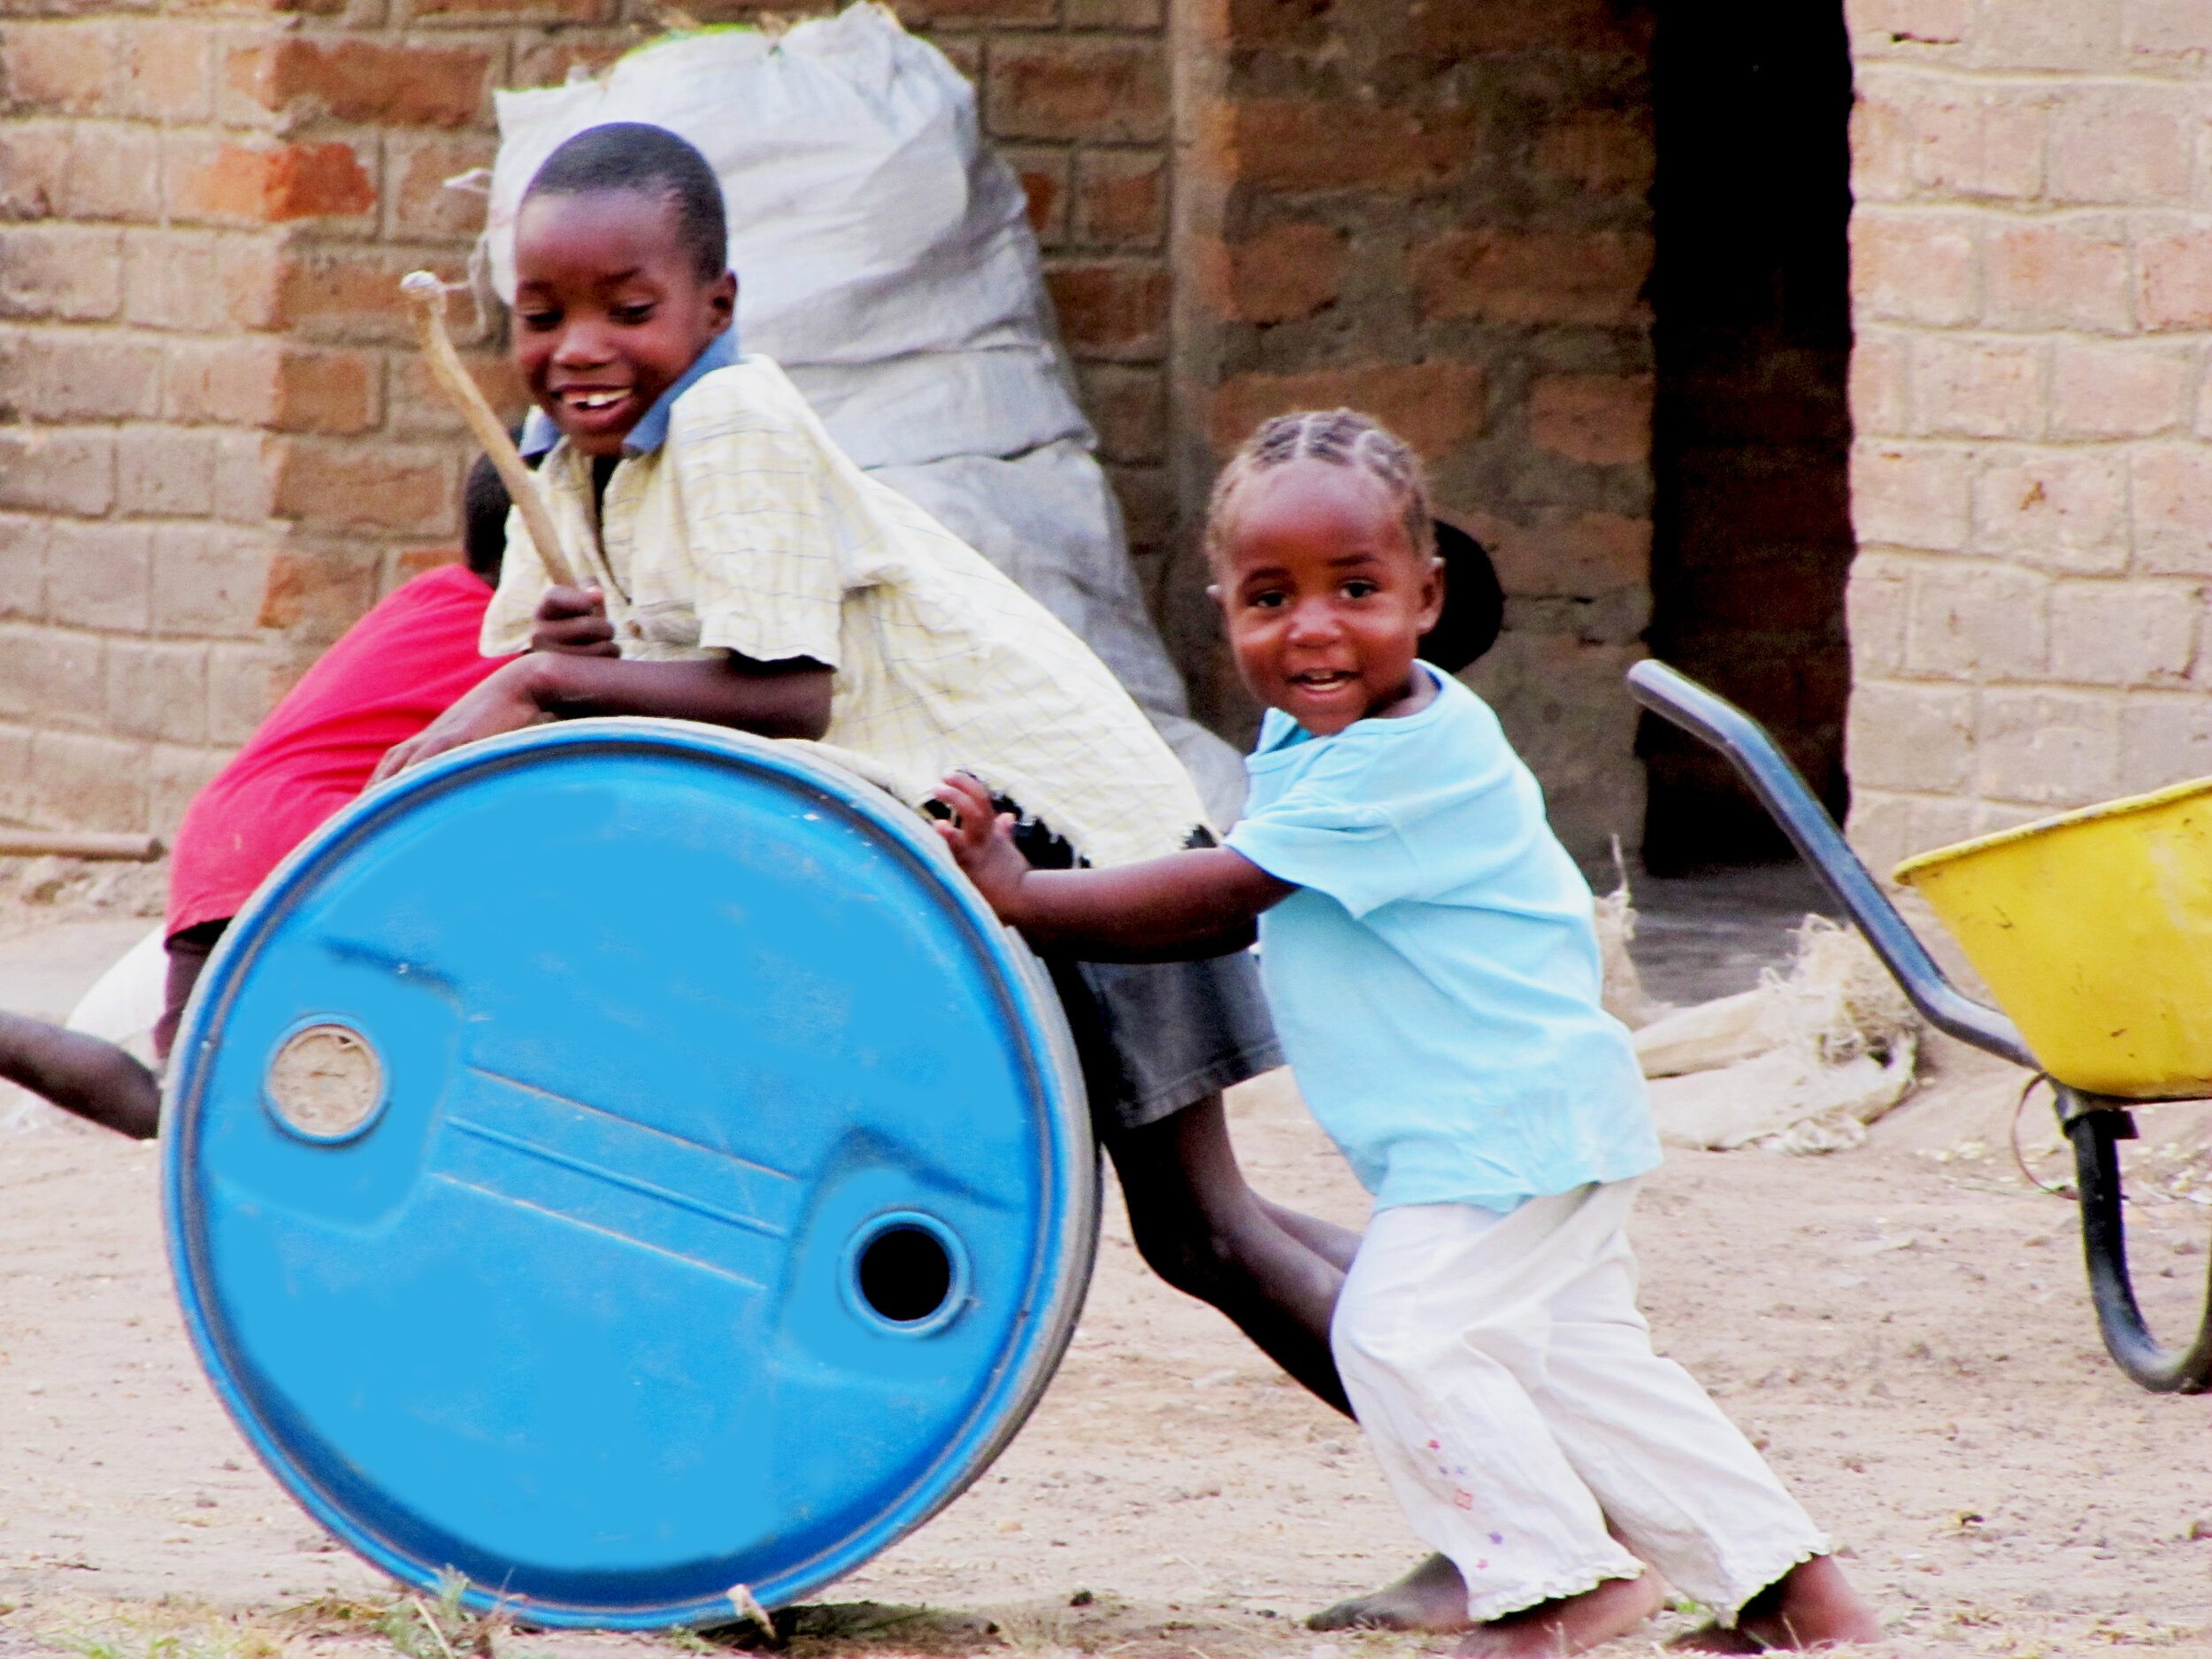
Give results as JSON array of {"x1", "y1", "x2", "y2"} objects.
[{"x1": 1625, "y1": 660, "x2": 2038, "y2": 1071}]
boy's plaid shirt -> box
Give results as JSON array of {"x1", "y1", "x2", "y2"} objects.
[{"x1": 482, "y1": 355, "x2": 1211, "y2": 868}]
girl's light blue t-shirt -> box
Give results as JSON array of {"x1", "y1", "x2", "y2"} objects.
[{"x1": 1224, "y1": 666, "x2": 1660, "y2": 1213}]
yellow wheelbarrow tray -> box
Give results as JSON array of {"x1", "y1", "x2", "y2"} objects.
[
  {"x1": 1894, "y1": 776, "x2": 2212, "y2": 1103},
  {"x1": 1627, "y1": 660, "x2": 2212, "y2": 1397}
]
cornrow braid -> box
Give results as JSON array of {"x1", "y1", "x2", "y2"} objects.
[{"x1": 1205, "y1": 408, "x2": 1435, "y2": 568}]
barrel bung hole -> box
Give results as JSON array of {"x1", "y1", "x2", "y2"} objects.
[{"x1": 857, "y1": 1224, "x2": 953, "y2": 1324}]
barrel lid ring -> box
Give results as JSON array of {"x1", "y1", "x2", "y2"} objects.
[
  {"x1": 263, "y1": 1018, "x2": 386, "y2": 1142},
  {"x1": 841, "y1": 1210, "x2": 971, "y2": 1338}
]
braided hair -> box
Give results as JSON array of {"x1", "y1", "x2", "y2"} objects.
[{"x1": 1205, "y1": 408, "x2": 1434, "y2": 569}]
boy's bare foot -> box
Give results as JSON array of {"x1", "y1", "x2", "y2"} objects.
[
  {"x1": 1667, "y1": 1555, "x2": 1880, "y2": 1651},
  {"x1": 1455, "y1": 1571, "x2": 1663, "y2": 1657},
  {"x1": 1308, "y1": 1552, "x2": 1471, "y2": 1632}
]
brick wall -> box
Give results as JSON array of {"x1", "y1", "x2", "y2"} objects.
[
  {"x1": 1845, "y1": 0, "x2": 2212, "y2": 879},
  {"x1": 0, "y1": 0, "x2": 1171, "y2": 836},
  {"x1": 1165, "y1": 0, "x2": 1657, "y2": 863}
]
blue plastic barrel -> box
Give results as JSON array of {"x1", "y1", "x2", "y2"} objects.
[{"x1": 163, "y1": 719, "x2": 1097, "y2": 1629}]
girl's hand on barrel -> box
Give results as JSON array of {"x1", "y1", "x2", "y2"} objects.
[
  {"x1": 371, "y1": 658, "x2": 548, "y2": 784},
  {"x1": 534, "y1": 584, "x2": 618, "y2": 657},
  {"x1": 934, "y1": 772, "x2": 1030, "y2": 918}
]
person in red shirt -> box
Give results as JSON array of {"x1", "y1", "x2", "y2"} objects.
[{"x1": 0, "y1": 458, "x2": 517, "y2": 1138}]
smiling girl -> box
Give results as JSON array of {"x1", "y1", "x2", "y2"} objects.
[{"x1": 935, "y1": 409, "x2": 1878, "y2": 1656}]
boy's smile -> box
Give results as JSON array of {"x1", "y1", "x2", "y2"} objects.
[
  {"x1": 512, "y1": 189, "x2": 736, "y2": 457},
  {"x1": 1212, "y1": 461, "x2": 1444, "y2": 737}
]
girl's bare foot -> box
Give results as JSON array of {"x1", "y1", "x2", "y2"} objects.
[
  {"x1": 1668, "y1": 1555, "x2": 1880, "y2": 1651},
  {"x1": 1308, "y1": 1552, "x2": 1471, "y2": 1632},
  {"x1": 1455, "y1": 1571, "x2": 1663, "y2": 1657}
]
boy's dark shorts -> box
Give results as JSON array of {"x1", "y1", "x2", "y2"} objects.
[{"x1": 964, "y1": 791, "x2": 1283, "y2": 1134}]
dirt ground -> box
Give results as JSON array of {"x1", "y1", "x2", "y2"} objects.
[{"x1": 4, "y1": 879, "x2": 2212, "y2": 1658}]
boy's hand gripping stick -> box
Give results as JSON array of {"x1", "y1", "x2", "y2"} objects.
[{"x1": 400, "y1": 271, "x2": 578, "y2": 589}]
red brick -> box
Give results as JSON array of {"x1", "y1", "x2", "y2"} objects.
[
  {"x1": 1528, "y1": 373, "x2": 1652, "y2": 466},
  {"x1": 1414, "y1": 0, "x2": 1649, "y2": 55},
  {"x1": 257, "y1": 543, "x2": 380, "y2": 632},
  {"x1": 0, "y1": 627, "x2": 104, "y2": 729},
  {"x1": 393, "y1": 543, "x2": 464, "y2": 583},
  {"x1": 1973, "y1": 2, "x2": 2121, "y2": 71},
  {"x1": 1847, "y1": 328, "x2": 1908, "y2": 437},
  {"x1": 990, "y1": 41, "x2": 1166, "y2": 143},
  {"x1": 1203, "y1": 97, "x2": 1480, "y2": 191},
  {"x1": 46, "y1": 519, "x2": 151, "y2": 631},
  {"x1": 165, "y1": 338, "x2": 380, "y2": 433},
  {"x1": 204, "y1": 641, "x2": 285, "y2": 744},
  {"x1": 1002, "y1": 146, "x2": 1069, "y2": 246},
  {"x1": 1104, "y1": 461, "x2": 1173, "y2": 553},
  {"x1": 511, "y1": 35, "x2": 629, "y2": 88},
  {"x1": 2131, "y1": 445, "x2": 2212, "y2": 576},
  {"x1": 2047, "y1": 92, "x2": 2191, "y2": 204},
  {"x1": 1849, "y1": 211, "x2": 1973, "y2": 326},
  {"x1": 1462, "y1": 509, "x2": 1648, "y2": 600},
  {"x1": 1985, "y1": 216, "x2": 2130, "y2": 333},
  {"x1": 151, "y1": 741, "x2": 234, "y2": 829},
  {"x1": 29, "y1": 730, "x2": 149, "y2": 833},
  {"x1": 0, "y1": 429, "x2": 112, "y2": 515},
  {"x1": 389, "y1": 347, "x2": 526, "y2": 438},
  {"x1": 1064, "y1": 0, "x2": 1164, "y2": 27},
  {"x1": 1850, "y1": 442, "x2": 1969, "y2": 551},
  {"x1": 63, "y1": 120, "x2": 164, "y2": 220},
  {"x1": 1201, "y1": 222, "x2": 1344, "y2": 324},
  {"x1": 0, "y1": 330, "x2": 165, "y2": 421},
  {"x1": 1892, "y1": 86, "x2": 2047, "y2": 200},
  {"x1": 1218, "y1": 0, "x2": 1329, "y2": 50},
  {"x1": 121, "y1": 19, "x2": 213, "y2": 121},
  {"x1": 387, "y1": 132, "x2": 495, "y2": 242},
  {"x1": 2137, "y1": 226, "x2": 2212, "y2": 332},
  {"x1": 2, "y1": 21, "x2": 119, "y2": 115},
  {"x1": 1910, "y1": 335, "x2": 2042, "y2": 440},
  {"x1": 408, "y1": 0, "x2": 613, "y2": 23},
  {"x1": 122, "y1": 228, "x2": 282, "y2": 331},
  {"x1": 1077, "y1": 363, "x2": 1164, "y2": 465},
  {"x1": 0, "y1": 516, "x2": 44, "y2": 624},
  {"x1": 1209, "y1": 361, "x2": 1486, "y2": 461},
  {"x1": 2127, "y1": 0, "x2": 2212, "y2": 62},
  {"x1": 1046, "y1": 260, "x2": 1170, "y2": 360},
  {"x1": 1534, "y1": 111, "x2": 1653, "y2": 198},
  {"x1": 273, "y1": 439, "x2": 455, "y2": 535},
  {"x1": 2048, "y1": 342, "x2": 2189, "y2": 440},
  {"x1": 895, "y1": 0, "x2": 1056, "y2": 25},
  {"x1": 0, "y1": 225, "x2": 123, "y2": 320},
  {"x1": 227, "y1": 37, "x2": 492, "y2": 127},
  {"x1": 106, "y1": 639, "x2": 210, "y2": 745},
  {"x1": 0, "y1": 122, "x2": 72, "y2": 219},
  {"x1": 278, "y1": 246, "x2": 470, "y2": 345},
  {"x1": 1411, "y1": 228, "x2": 1652, "y2": 326},
  {"x1": 119, "y1": 426, "x2": 224, "y2": 517},
  {"x1": 174, "y1": 139, "x2": 378, "y2": 225},
  {"x1": 1972, "y1": 450, "x2": 2126, "y2": 573},
  {"x1": 1073, "y1": 149, "x2": 1165, "y2": 250},
  {"x1": 152, "y1": 523, "x2": 276, "y2": 635}
]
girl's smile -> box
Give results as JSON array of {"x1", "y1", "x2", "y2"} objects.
[{"x1": 1212, "y1": 461, "x2": 1445, "y2": 736}]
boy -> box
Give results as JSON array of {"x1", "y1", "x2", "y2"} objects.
[
  {"x1": 934, "y1": 408, "x2": 1878, "y2": 1655},
  {"x1": 0, "y1": 457, "x2": 518, "y2": 1139},
  {"x1": 379, "y1": 123, "x2": 1363, "y2": 1415}
]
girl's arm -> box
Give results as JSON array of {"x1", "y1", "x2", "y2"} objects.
[
  {"x1": 371, "y1": 650, "x2": 832, "y2": 784},
  {"x1": 935, "y1": 773, "x2": 1294, "y2": 963}
]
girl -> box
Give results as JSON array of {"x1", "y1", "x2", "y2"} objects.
[{"x1": 934, "y1": 410, "x2": 1878, "y2": 1655}]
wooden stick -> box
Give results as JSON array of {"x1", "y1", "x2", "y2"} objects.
[
  {"x1": 399, "y1": 272, "x2": 578, "y2": 588},
  {"x1": 0, "y1": 830, "x2": 163, "y2": 862}
]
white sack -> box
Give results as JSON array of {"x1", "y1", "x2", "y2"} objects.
[
  {"x1": 65, "y1": 922, "x2": 164, "y2": 1064},
  {"x1": 1640, "y1": 916, "x2": 1919, "y2": 1155},
  {"x1": 485, "y1": 4, "x2": 1245, "y2": 820}
]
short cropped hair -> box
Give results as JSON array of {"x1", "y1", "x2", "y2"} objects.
[
  {"x1": 1205, "y1": 408, "x2": 1436, "y2": 570},
  {"x1": 463, "y1": 449, "x2": 516, "y2": 583},
  {"x1": 522, "y1": 122, "x2": 728, "y2": 284}
]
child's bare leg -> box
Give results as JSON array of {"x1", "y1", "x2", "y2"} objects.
[
  {"x1": 1669, "y1": 1556, "x2": 1879, "y2": 1652},
  {"x1": 1256, "y1": 1195, "x2": 1361, "y2": 1271},
  {"x1": 1457, "y1": 1572, "x2": 1663, "y2": 1657},
  {"x1": 0, "y1": 1011, "x2": 160, "y2": 1140},
  {"x1": 1104, "y1": 1093, "x2": 1352, "y2": 1414}
]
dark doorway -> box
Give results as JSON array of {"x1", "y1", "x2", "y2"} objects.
[{"x1": 1641, "y1": 3, "x2": 1856, "y2": 873}]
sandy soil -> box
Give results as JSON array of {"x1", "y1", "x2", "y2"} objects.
[{"x1": 5, "y1": 1022, "x2": 2212, "y2": 1659}]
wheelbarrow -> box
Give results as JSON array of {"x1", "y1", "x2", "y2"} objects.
[{"x1": 1628, "y1": 660, "x2": 2212, "y2": 1395}]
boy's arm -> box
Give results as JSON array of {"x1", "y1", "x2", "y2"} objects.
[
  {"x1": 936, "y1": 773, "x2": 1293, "y2": 963},
  {"x1": 370, "y1": 650, "x2": 831, "y2": 784}
]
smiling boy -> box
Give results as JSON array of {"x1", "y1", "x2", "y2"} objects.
[{"x1": 380, "y1": 122, "x2": 1375, "y2": 1420}]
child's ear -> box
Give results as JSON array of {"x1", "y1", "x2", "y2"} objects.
[
  {"x1": 708, "y1": 269, "x2": 737, "y2": 328},
  {"x1": 1417, "y1": 556, "x2": 1446, "y2": 634}
]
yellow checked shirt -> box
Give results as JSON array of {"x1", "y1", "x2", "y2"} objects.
[{"x1": 481, "y1": 354, "x2": 1212, "y2": 869}]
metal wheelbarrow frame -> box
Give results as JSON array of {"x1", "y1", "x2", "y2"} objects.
[{"x1": 1628, "y1": 660, "x2": 2212, "y2": 1395}]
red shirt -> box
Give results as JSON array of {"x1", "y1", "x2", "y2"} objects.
[{"x1": 166, "y1": 565, "x2": 514, "y2": 938}]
